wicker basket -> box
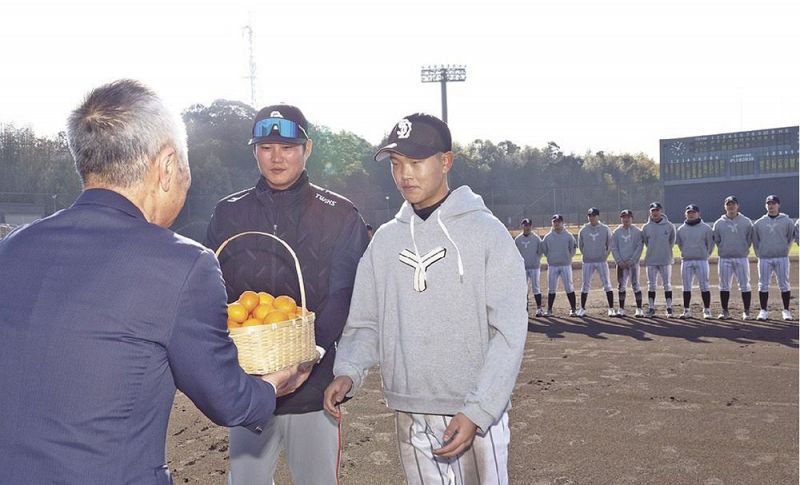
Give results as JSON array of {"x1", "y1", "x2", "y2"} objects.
[{"x1": 215, "y1": 231, "x2": 317, "y2": 374}]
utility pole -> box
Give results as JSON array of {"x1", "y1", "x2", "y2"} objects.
[
  {"x1": 420, "y1": 65, "x2": 466, "y2": 123},
  {"x1": 243, "y1": 22, "x2": 257, "y2": 108}
]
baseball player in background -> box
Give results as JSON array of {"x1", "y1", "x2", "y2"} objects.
[
  {"x1": 675, "y1": 204, "x2": 715, "y2": 319},
  {"x1": 642, "y1": 202, "x2": 676, "y2": 317},
  {"x1": 752, "y1": 195, "x2": 795, "y2": 321},
  {"x1": 577, "y1": 207, "x2": 615, "y2": 317},
  {"x1": 541, "y1": 214, "x2": 578, "y2": 316},
  {"x1": 611, "y1": 209, "x2": 645, "y2": 317},
  {"x1": 712, "y1": 195, "x2": 754, "y2": 320},
  {"x1": 515, "y1": 218, "x2": 545, "y2": 316}
]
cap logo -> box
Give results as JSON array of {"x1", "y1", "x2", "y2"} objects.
[
  {"x1": 270, "y1": 111, "x2": 283, "y2": 118},
  {"x1": 396, "y1": 119, "x2": 412, "y2": 139}
]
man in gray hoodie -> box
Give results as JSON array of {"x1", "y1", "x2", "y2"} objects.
[
  {"x1": 542, "y1": 214, "x2": 579, "y2": 316},
  {"x1": 753, "y1": 195, "x2": 795, "y2": 321},
  {"x1": 324, "y1": 113, "x2": 527, "y2": 485},
  {"x1": 642, "y1": 202, "x2": 676, "y2": 317},
  {"x1": 712, "y1": 195, "x2": 754, "y2": 320},
  {"x1": 611, "y1": 209, "x2": 644, "y2": 317},
  {"x1": 577, "y1": 207, "x2": 615, "y2": 317},
  {"x1": 515, "y1": 218, "x2": 544, "y2": 316},
  {"x1": 675, "y1": 204, "x2": 715, "y2": 319}
]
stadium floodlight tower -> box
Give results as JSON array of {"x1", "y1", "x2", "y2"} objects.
[{"x1": 420, "y1": 65, "x2": 466, "y2": 123}]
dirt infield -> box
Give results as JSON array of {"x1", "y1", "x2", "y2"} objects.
[{"x1": 167, "y1": 260, "x2": 798, "y2": 484}]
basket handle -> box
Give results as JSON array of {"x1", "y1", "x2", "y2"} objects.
[{"x1": 214, "y1": 231, "x2": 307, "y2": 311}]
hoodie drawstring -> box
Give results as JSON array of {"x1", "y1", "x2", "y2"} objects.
[{"x1": 437, "y1": 211, "x2": 464, "y2": 282}]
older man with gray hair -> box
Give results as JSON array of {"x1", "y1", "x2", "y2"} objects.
[{"x1": 0, "y1": 79, "x2": 313, "y2": 484}]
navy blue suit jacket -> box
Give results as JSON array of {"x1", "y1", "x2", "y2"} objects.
[{"x1": 0, "y1": 189, "x2": 276, "y2": 485}]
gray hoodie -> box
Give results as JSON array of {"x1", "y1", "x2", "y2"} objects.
[
  {"x1": 333, "y1": 186, "x2": 527, "y2": 431},
  {"x1": 753, "y1": 213, "x2": 794, "y2": 258},
  {"x1": 676, "y1": 220, "x2": 714, "y2": 260},
  {"x1": 712, "y1": 213, "x2": 753, "y2": 258},
  {"x1": 642, "y1": 216, "x2": 676, "y2": 266},
  {"x1": 542, "y1": 229, "x2": 577, "y2": 267},
  {"x1": 611, "y1": 225, "x2": 643, "y2": 264},
  {"x1": 515, "y1": 232, "x2": 542, "y2": 269},
  {"x1": 578, "y1": 222, "x2": 612, "y2": 263}
]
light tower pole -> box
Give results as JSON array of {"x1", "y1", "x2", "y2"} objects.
[
  {"x1": 420, "y1": 65, "x2": 466, "y2": 123},
  {"x1": 243, "y1": 22, "x2": 257, "y2": 108}
]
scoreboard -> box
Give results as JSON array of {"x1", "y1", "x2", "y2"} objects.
[{"x1": 660, "y1": 126, "x2": 798, "y2": 184}]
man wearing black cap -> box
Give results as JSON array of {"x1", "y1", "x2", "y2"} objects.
[
  {"x1": 325, "y1": 113, "x2": 527, "y2": 484},
  {"x1": 611, "y1": 209, "x2": 644, "y2": 317},
  {"x1": 515, "y1": 218, "x2": 545, "y2": 316},
  {"x1": 752, "y1": 195, "x2": 795, "y2": 321},
  {"x1": 205, "y1": 104, "x2": 370, "y2": 484},
  {"x1": 542, "y1": 214, "x2": 579, "y2": 316},
  {"x1": 642, "y1": 202, "x2": 676, "y2": 317},
  {"x1": 712, "y1": 195, "x2": 754, "y2": 320},
  {"x1": 577, "y1": 207, "x2": 615, "y2": 317},
  {"x1": 675, "y1": 204, "x2": 714, "y2": 319}
]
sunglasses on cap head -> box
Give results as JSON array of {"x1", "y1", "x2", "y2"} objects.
[{"x1": 253, "y1": 118, "x2": 308, "y2": 140}]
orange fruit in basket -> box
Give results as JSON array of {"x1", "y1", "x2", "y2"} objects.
[
  {"x1": 241, "y1": 317, "x2": 262, "y2": 327},
  {"x1": 264, "y1": 310, "x2": 290, "y2": 324},
  {"x1": 227, "y1": 302, "x2": 248, "y2": 323},
  {"x1": 227, "y1": 319, "x2": 240, "y2": 329},
  {"x1": 239, "y1": 291, "x2": 260, "y2": 312},
  {"x1": 252, "y1": 304, "x2": 273, "y2": 322},
  {"x1": 258, "y1": 292, "x2": 275, "y2": 306},
  {"x1": 273, "y1": 295, "x2": 297, "y2": 314}
]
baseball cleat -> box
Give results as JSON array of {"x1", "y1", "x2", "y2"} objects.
[
  {"x1": 569, "y1": 309, "x2": 578, "y2": 317},
  {"x1": 645, "y1": 308, "x2": 656, "y2": 318},
  {"x1": 666, "y1": 307, "x2": 674, "y2": 318},
  {"x1": 607, "y1": 308, "x2": 616, "y2": 317},
  {"x1": 782, "y1": 309, "x2": 793, "y2": 321},
  {"x1": 543, "y1": 310, "x2": 554, "y2": 317},
  {"x1": 678, "y1": 309, "x2": 690, "y2": 319},
  {"x1": 616, "y1": 308, "x2": 626, "y2": 317},
  {"x1": 742, "y1": 311, "x2": 752, "y2": 320},
  {"x1": 702, "y1": 308, "x2": 712, "y2": 319},
  {"x1": 634, "y1": 308, "x2": 645, "y2": 318},
  {"x1": 576, "y1": 308, "x2": 587, "y2": 317},
  {"x1": 535, "y1": 308, "x2": 545, "y2": 317},
  {"x1": 756, "y1": 309, "x2": 768, "y2": 321},
  {"x1": 718, "y1": 310, "x2": 731, "y2": 320}
]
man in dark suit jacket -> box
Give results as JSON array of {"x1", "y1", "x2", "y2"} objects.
[{"x1": 0, "y1": 79, "x2": 313, "y2": 485}]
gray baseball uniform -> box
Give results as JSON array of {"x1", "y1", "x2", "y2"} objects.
[
  {"x1": 712, "y1": 214, "x2": 753, "y2": 291},
  {"x1": 642, "y1": 216, "x2": 675, "y2": 291},
  {"x1": 542, "y1": 229, "x2": 576, "y2": 293},
  {"x1": 611, "y1": 224, "x2": 643, "y2": 293},
  {"x1": 753, "y1": 213, "x2": 794, "y2": 292},
  {"x1": 578, "y1": 221, "x2": 613, "y2": 293},
  {"x1": 515, "y1": 232, "x2": 542, "y2": 295},
  {"x1": 676, "y1": 220, "x2": 714, "y2": 292}
]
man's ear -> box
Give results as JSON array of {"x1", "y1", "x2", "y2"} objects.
[
  {"x1": 441, "y1": 151, "x2": 455, "y2": 174},
  {"x1": 303, "y1": 139, "x2": 314, "y2": 161},
  {"x1": 156, "y1": 146, "x2": 178, "y2": 192}
]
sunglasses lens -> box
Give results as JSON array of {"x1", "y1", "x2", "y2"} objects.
[{"x1": 254, "y1": 118, "x2": 302, "y2": 139}]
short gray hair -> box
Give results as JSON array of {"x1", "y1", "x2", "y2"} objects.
[{"x1": 67, "y1": 79, "x2": 188, "y2": 187}]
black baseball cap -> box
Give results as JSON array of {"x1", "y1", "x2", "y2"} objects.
[
  {"x1": 724, "y1": 195, "x2": 738, "y2": 204},
  {"x1": 619, "y1": 209, "x2": 633, "y2": 217},
  {"x1": 766, "y1": 194, "x2": 780, "y2": 203},
  {"x1": 521, "y1": 218, "x2": 532, "y2": 225},
  {"x1": 248, "y1": 104, "x2": 309, "y2": 145},
  {"x1": 551, "y1": 214, "x2": 564, "y2": 222},
  {"x1": 587, "y1": 207, "x2": 600, "y2": 216},
  {"x1": 374, "y1": 113, "x2": 452, "y2": 162},
  {"x1": 685, "y1": 204, "x2": 700, "y2": 212},
  {"x1": 649, "y1": 202, "x2": 662, "y2": 210}
]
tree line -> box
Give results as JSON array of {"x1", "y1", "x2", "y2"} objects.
[{"x1": 0, "y1": 100, "x2": 661, "y2": 240}]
